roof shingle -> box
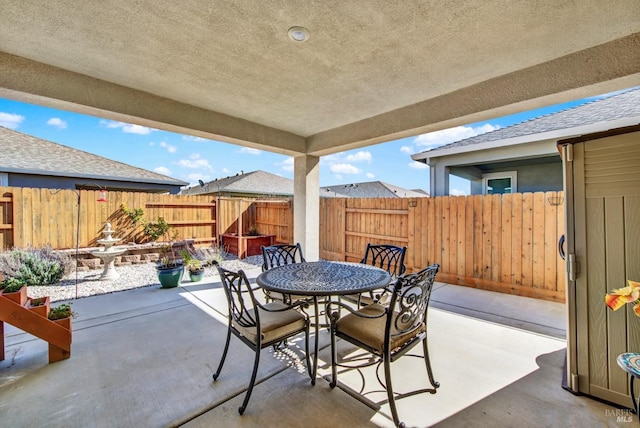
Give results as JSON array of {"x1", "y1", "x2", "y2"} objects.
[{"x1": 0, "y1": 126, "x2": 186, "y2": 185}]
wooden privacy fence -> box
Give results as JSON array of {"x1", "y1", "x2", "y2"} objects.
[
  {"x1": 219, "y1": 198, "x2": 293, "y2": 244},
  {"x1": 318, "y1": 192, "x2": 566, "y2": 302},
  {"x1": 0, "y1": 187, "x2": 290, "y2": 250},
  {"x1": 0, "y1": 186, "x2": 565, "y2": 301}
]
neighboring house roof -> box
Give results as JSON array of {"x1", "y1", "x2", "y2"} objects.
[
  {"x1": 0, "y1": 126, "x2": 187, "y2": 187},
  {"x1": 181, "y1": 170, "x2": 294, "y2": 197},
  {"x1": 183, "y1": 172, "x2": 428, "y2": 199},
  {"x1": 412, "y1": 87, "x2": 640, "y2": 161},
  {"x1": 321, "y1": 181, "x2": 428, "y2": 198}
]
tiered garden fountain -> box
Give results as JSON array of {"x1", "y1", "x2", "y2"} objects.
[{"x1": 90, "y1": 222, "x2": 127, "y2": 280}]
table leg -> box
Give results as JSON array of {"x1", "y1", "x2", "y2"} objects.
[
  {"x1": 631, "y1": 375, "x2": 639, "y2": 415},
  {"x1": 311, "y1": 296, "x2": 319, "y2": 384}
]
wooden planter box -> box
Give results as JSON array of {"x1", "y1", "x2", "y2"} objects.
[
  {"x1": 221, "y1": 234, "x2": 275, "y2": 259},
  {"x1": 1, "y1": 286, "x2": 28, "y2": 306},
  {"x1": 28, "y1": 296, "x2": 51, "y2": 317}
]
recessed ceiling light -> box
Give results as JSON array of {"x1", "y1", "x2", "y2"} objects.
[{"x1": 288, "y1": 26, "x2": 309, "y2": 42}]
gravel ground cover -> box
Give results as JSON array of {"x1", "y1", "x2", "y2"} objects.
[{"x1": 26, "y1": 254, "x2": 264, "y2": 303}]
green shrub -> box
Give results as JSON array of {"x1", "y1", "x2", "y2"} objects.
[
  {"x1": 0, "y1": 246, "x2": 73, "y2": 285},
  {"x1": 48, "y1": 302, "x2": 77, "y2": 320},
  {"x1": 1, "y1": 277, "x2": 26, "y2": 292},
  {"x1": 143, "y1": 217, "x2": 172, "y2": 241}
]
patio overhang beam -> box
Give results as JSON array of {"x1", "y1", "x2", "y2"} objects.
[
  {"x1": 306, "y1": 32, "x2": 640, "y2": 157},
  {"x1": 0, "y1": 51, "x2": 307, "y2": 157}
]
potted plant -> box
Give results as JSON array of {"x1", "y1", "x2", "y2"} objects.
[
  {"x1": 48, "y1": 302, "x2": 76, "y2": 320},
  {"x1": 0, "y1": 277, "x2": 28, "y2": 305},
  {"x1": 48, "y1": 302, "x2": 77, "y2": 330},
  {"x1": 156, "y1": 246, "x2": 184, "y2": 288},
  {"x1": 179, "y1": 250, "x2": 205, "y2": 282}
]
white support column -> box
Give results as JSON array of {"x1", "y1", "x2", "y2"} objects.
[
  {"x1": 293, "y1": 155, "x2": 320, "y2": 261},
  {"x1": 430, "y1": 162, "x2": 450, "y2": 196}
]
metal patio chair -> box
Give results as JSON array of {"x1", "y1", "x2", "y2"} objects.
[
  {"x1": 328, "y1": 263, "x2": 440, "y2": 428},
  {"x1": 212, "y1": 262, "x2": 313, "y2": 415},
  {"x1": 345, "y1": 243, "x2": 407, "y2": 306},
  {"x1": 261, "y1": 243, "x2": 306, "y2": 303}
]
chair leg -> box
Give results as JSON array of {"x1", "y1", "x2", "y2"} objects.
[
  {"x1": 213, "y1": 324, "x2": 232, "y2": 381},
  {"x1": 239, "y1": 346, "x2": 261, "y2": 415},
  {"x1": 330, "y1": 323, "x2": 338, "y2": 388},
  {"x1": 304, "y1": 324, "x2": 314, "y2": 383},
  {"x1": 383, "y1": 353, "x2": 403, "y2": 428},
  {"x1": 422, "y1": 336, "x2": 440, "y2": 389}
]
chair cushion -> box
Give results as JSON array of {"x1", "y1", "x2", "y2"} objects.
[
  {"x1": 336, "y1": 303, "x2": 425, "y2": 353},
  {"x1": 235, "y1": 301, "x2": 306, "y2": 345},
  {"x1": 343, "y1": 290, "x2": 391, "y2": 306}
]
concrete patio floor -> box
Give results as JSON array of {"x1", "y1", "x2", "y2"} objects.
[{"x1": 0, "y1": 266, "x2": 631, "y2": 427}]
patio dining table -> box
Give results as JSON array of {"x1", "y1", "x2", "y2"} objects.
[{"x1": 256, "y1": 260, "x2": 391, "y2": 381}]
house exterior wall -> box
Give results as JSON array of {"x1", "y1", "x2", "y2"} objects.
[
  {"x1": 6, "y1": 172, "x2": 183, "y2": 194},
  {"x1": 469, "y1": 162, "x2": 563, "y2": 195},
  {"x1": 428, "y1": 139, "x2": 560, "y2": 196}
]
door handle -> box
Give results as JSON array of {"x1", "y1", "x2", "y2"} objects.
[{"x1": 558, "y1": 235, "x2": 566, "y2": 260}]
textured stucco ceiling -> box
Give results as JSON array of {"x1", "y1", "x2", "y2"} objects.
[{"x1": 1, "y1": 1, "x2": 639, "y2": 156}]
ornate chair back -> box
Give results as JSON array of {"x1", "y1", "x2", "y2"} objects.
[
  {"x1": 216, "y1": 263, "x2": 259, "y2": 332},
  {"x1": 361, "y1": 243, "x2": 407, "y2": 279},
  {"x1": 386, "y1": 263, "x2": 439, "y2": 352},
  {"x1": 261, "y1": 243, "x2": 306, "y2": 272}
]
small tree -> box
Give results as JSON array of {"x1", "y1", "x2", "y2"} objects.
[{"x1": 143, "y1": 217, "x2": 172, "y2": 242}]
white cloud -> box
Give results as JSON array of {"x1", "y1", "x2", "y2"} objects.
[
  {"x1": 0, "y1": 112, "x2": 25, "y2": 129},
  {"x1": 221, "y1": 167, "x2": 230, "y2": 174},
  {"x1": 330, "y1": 163, "x2": 361, "y2": 174},
  {"x1": 46, "y1": 117, "x2": 67, "y2": 129},
  {"x1": 154, "y1": 166, "x2": 172, "y2": 176},
  {"x1": 186, "y1": 173, "x2": 212, "y2": 185},
  {"x1": 408, "y1": 161, "x2": 428, "y2": 170},
  {"x1": 100, "y1": 120, "x2": 154, "y2": 135},
  {"x1": 413, "y1": 124, "x2": 499, "y2": 150},
  {"x1": 182, "y1": 135, "x2": 209, "y2": 142},
  {"x1": 177, "y1": 153, "x2": 212, "y2": 169},
  {"x1": 344, "y1": 151, "x2": 372, "y2": 163},
  {"x1": 365, "y1": 172, "x2": 375, "y2": 179},
  {"x1": 400, "y1": 146, "x2": 413, "y2": 155},
  {"x1": 450, "y1": 188, "x2": 469, "y2": 196},
  {"x1": 281, "y1": 157, "x2": 294, "y2": 172},
  {"x1": 321, "y1": 154, "x2": 340, "y2": 163},
  {"x1": 159, "y1": 141, "x2": 177, "y2": 153},
  {"x1": 238, "y1": 147, "x2": 262, "y2": 155},
  {"x1": 322, "y1": 151, "x2": 370, "y2": 179},
  {"x1": 123, "y1": 124, "x2": 153, "y2": 134}
]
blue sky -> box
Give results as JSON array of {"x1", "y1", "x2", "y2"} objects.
[{"x1": 0, "y1": 94, "x2": 608, "y2": 194}]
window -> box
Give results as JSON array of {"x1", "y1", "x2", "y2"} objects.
[
  {"x1": 0, "y1": 173, "x2": 7, "y2": 187},
  {"x1": 482, "y1": 171, "x2": 517, "y2": 195}
]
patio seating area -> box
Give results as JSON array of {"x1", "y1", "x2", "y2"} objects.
[{"x1": 0, "y1": 265, "x2": 624, "y2": 427}]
